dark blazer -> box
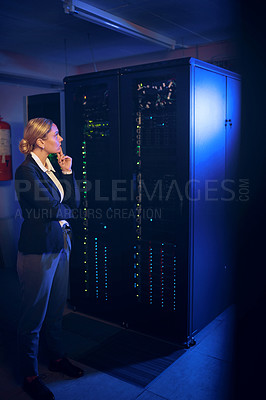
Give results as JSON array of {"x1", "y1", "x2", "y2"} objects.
[{"x1": 15, "y1": 154, "x2": 79, "y2": 254}]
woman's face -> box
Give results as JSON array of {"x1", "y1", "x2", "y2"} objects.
[{"x1": 44, "y1": 124, "x2": 63, "y2": 154}]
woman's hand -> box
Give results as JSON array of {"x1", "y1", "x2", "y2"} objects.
[{"x1": 57, "y1": 148, "x2": 72, "y2": 172}]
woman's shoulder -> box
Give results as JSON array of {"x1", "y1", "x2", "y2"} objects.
[{"x1": 15, "y1": 155, "x2": 41, "y2": 178}]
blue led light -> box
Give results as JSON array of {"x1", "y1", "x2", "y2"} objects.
[
  {"x1": 95, "y1": 237, "x2": 99, "y2": 298},
  {"x1": 104, "y1": 246, "x2": 108, "y2": 299}
]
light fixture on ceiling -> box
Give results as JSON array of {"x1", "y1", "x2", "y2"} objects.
[{"x1": 62, "y1": 0, "x2": 176, "y2": 50}]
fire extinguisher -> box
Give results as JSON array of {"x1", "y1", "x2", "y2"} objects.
[{"x1": 0, "y1": 116, "x2": 12, "y2": 181}]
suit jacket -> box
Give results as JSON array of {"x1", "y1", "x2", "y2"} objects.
[{"x1": 15, "y1": 154, "x2": 79, "y2": 254}]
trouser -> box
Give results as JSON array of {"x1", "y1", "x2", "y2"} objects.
[{"x1": 16, "y1": 227, "x2": 71, "y2": 378}]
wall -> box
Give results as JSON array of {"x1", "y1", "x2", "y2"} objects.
[
  {"x1": 0, "y1": 50, "x2": 77, "y2": 82},
  {"x1": 77, "y1": 40, "x2": 238, "y2": 75}
]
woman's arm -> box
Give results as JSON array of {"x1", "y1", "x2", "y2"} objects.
[
  {"x1": 60, "y1": 172, "x2": 80, "y2": 210},
  {"x1": 56, "y1": 149, "x2": 80, "y2": 210}
]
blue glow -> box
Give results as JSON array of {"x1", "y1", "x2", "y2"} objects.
[{"x1": 95, "y1": 237, "x2": 99, "y2": 298}]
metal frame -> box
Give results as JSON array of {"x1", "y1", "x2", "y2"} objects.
[{"x1": 62, "y1": 0, "x2": 177, "y2": 49}]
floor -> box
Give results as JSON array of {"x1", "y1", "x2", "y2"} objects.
[{"x1": 0, "y1": 268, "x2": 236, "y2": 400}]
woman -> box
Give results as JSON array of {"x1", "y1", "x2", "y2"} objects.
[{"x1": 15, "y1": 118, "x2": 83, "y2": 400}]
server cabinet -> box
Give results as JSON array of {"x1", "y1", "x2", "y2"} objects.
[
  {"x1": 119, "y1": 63, "x2": 190, "y2": 342},
  {"x1": 64, "y1": 70, "x2": 134, "y2": 323},
  {"x1": 64, "y1": 58, "x2": 241, "y2": 344}
]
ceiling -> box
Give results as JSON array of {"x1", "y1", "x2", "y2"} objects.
[{"x1": 0, "y1": 0, "x2": 239, "y2": 70}]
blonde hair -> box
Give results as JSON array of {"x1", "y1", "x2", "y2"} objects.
[{"x1": 19, "y1": 118, "x2": 53, "y2": 155}]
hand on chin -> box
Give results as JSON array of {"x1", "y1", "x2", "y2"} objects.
[{"x1": 57, "y1": 148, "x2": 72, "y2": 171}]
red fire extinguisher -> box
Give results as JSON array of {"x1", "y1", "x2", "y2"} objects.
[{"x1": 0, "y1": 117, "x2": 12, "y2": 180}]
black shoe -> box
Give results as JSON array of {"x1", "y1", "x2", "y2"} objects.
[
  {"x1": 49, "y1": 357, "x2": 84, "y2": 378},
  {"x1": 23, "y1": 376, "x2": 55, "y2": 400}
]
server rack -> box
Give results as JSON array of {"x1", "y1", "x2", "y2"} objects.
[{"x1": 64, "y1": 58, "x2": 241, "y2": 345}]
